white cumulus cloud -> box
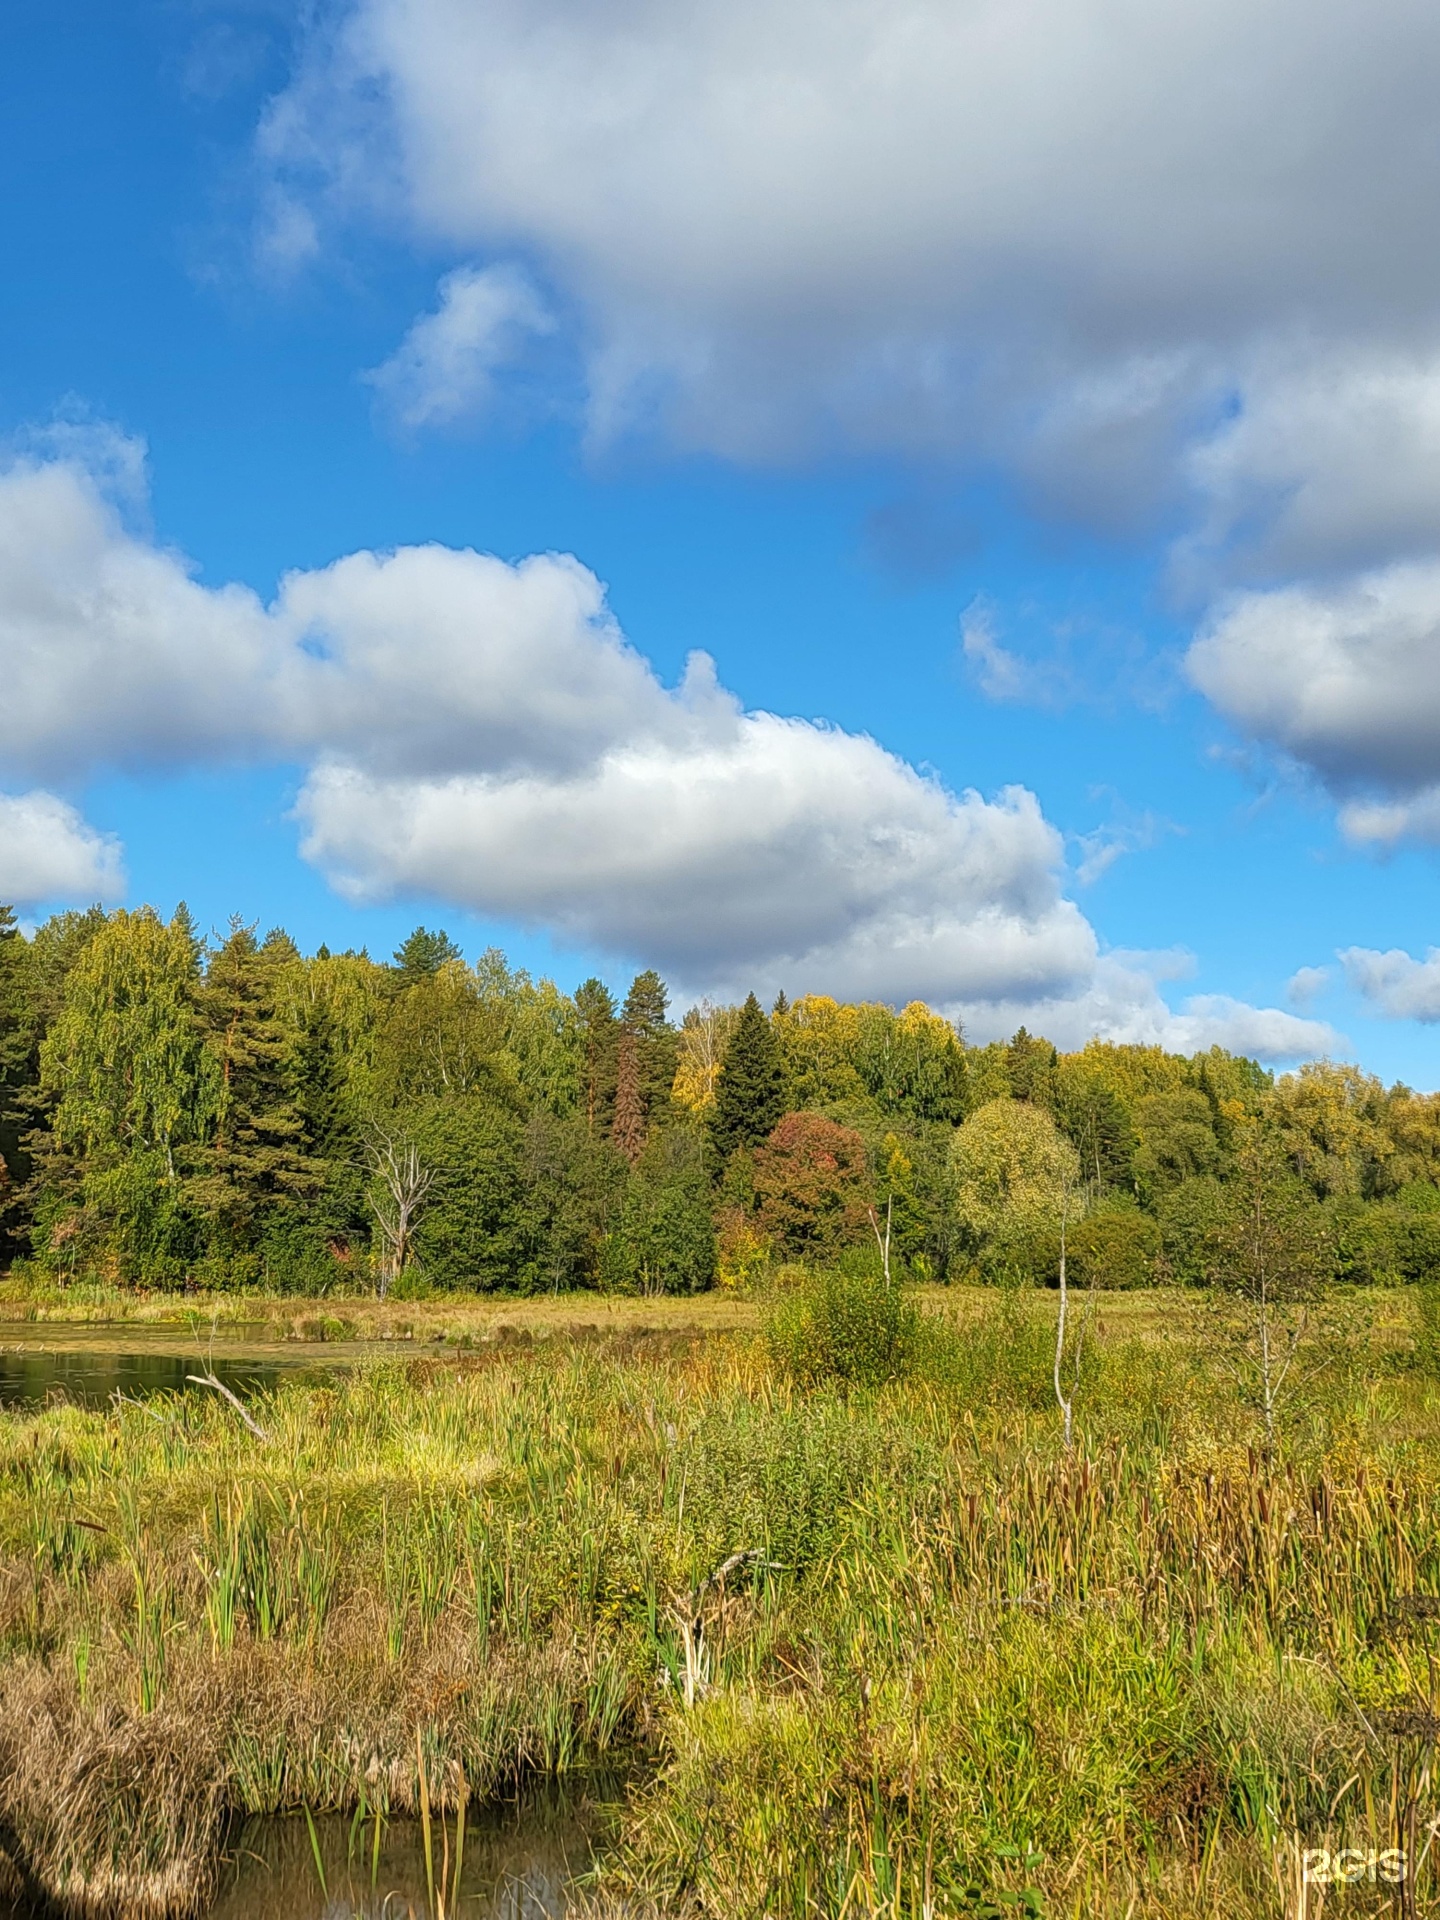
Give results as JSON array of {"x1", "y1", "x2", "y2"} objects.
[
  {"x1": 1341, "y1": 947, "x2": 1440, "y2": 1023},
  {"x1": 366, "y1": 262, "x2": 554, "y2": 429},
  {"x1": 1186, "y1": 561, "x2": 1440, "y2": 804},
  {"x1": 248, "y1": 0, "x2": 1440, "y2": 865},
  {"x1": 957, "y1": 953, "x2": 1342, "y2": 1061},
  {"x1": 297, "y1": 747, "x2": 1095, "y2": 1006},
  {"x1": 0, "y1": 790, "x2": 122, "y2": 906},
  {"x1": 0, "y1": 435, "x2": 1323, "y2": 1053},
  {"x1": 264, "y1": 0, "x2": 1440, "y2": 497}
]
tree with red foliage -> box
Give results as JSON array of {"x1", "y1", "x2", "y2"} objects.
[{"x1": 753, "y1": 1112, "x2": 873, "y2": 1260}]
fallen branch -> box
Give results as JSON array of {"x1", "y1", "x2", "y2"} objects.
[
  {"x1": 669, "y1": 1549, "x2": 786, "y2": 1709},
  {"x1": 185, "y1": 1373, "x2": 268, "y2": 1441}
]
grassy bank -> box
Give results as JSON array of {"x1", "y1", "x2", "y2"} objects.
[
  {"x1": 5, "y1": 1270, "x2": 1387, "y2": 1347},
  {"x1": 0, "y1": 1289, "x2": 1437, "y2": 1917}
]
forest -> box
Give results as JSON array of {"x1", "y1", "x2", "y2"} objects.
[{"x1": 3, "y1": 898, "x2": 1440, "y2": 1299}]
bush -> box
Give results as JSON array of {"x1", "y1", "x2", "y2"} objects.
[
  {"x1": 1068, "y1": 1200, "x2": 1160, "y2": 1290},
  {"x1": 1417, "y1": 1279, "x2": 1440, "y2": 1375},
  {"x1": 765, "y1": 1259, "x2": 918, "y2": 1388},
  {"x1": 913, "y1": 1279, "x2": 1065, "y2": 1411}
]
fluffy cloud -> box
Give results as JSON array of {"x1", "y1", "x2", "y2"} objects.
[
  {"x1": 0, "y1": 791, "x2": 122, "y2": 906},
  {"x1": 1287, "y1": 965, "x2": 1330, "y2": 1010},
  {"x1": 298, "y1": 747, "x2": 1095, "y2": 1005},
  {"x1": 0, "y1": 449, "x2": 703, "y2": 783},
  {"x1": 250, "y1": 0, "x2": 1440, "y2": 854},
  {"x1": 365, "y1": 263, "x2": 554, "y2": 429},
  {"x1": 265, "y1": 0, "x2": 1440, "y2": 484},
  {"x1": 1185, "y1": 561, "x2": 1440, "y2": 805},
  {"x1": 0, "y1": 439, "x2": 1322, "y2": 1052},
  {"x1": 1182, "y1": 350, "x2": 1440, "y2": 585},
  {"x1": 1341, "y1": 947, "x2": 1440, "y2": 1022},
  {"x1": 959, "y1": 953, "x2": 1341, "y2": 1060}
]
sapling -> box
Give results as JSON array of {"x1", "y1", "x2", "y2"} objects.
[{"x1": 1204, "y1": 1138, "x2": 1332, "y2": 1452}]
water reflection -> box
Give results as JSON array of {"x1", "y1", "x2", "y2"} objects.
[
  {"x1": 0, "y1": 1347, "x2": 285, "y2": 1412},
  {"x1": 209, "y1": 1786, "x2": 610, "y2": 1920}
]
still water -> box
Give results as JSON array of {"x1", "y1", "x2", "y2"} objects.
[
  {"x1": 0, "y1": 1323, "x2": 346, "y2": 1411},
  {"x1": 209, "y1": 1786, "x2": 611, "y2": 1920}
]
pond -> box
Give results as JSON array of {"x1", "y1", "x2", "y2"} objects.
[
  {"x1": 209, "y1": 1783, "x2": 614, "y2": 1920},
  {"x1": 0, "y1": 1324, "x2": 340, "y2": 1411}
]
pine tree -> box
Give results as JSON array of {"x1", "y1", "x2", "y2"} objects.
[
  {"x1": 192, "y1": 920, "x2": 322, "y2": 1236},
  {"x1": 612, "y1": 1028, "x2": 647, "y2": 1163},
  {"x1": 622, "y1": 969, "x2": 669, "y2": 1035},
  {"x1": 393, "y1": 927, "x2": 462, "y2": 978},
  {"x1": 620, "y1": 969, "x2": 679, "y2": 1123},
  {"x1": 575, "y1": 978, "x2": 619, "y2": 1134},
  {"x1": 709, "y1": 993, "x2": 787, "y2": 1164}
]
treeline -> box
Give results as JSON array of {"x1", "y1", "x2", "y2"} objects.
[{"x1": 1, "y1": 902, "x2": 1439, "y2": 1294}]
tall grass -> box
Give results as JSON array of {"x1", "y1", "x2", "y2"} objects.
[{"x1": 0, "y1": 1293, "x2": 1435, "y2": 1917}]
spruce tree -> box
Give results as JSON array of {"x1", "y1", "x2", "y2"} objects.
[{"x1": 709, "y1": 993, "x2": 787, "y2": 1164}]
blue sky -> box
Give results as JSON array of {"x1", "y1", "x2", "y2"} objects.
[{"x1": 7, "y1": 0, "x2": 1440, "y2": 1080}]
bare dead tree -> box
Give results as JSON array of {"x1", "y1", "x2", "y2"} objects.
[
  {"x1": 1052, "y1": 1178, "x2": 1100, "y2": 1452},
  {"x1": 1054, "y1": 1184, "x2": 1075, "y2": 1450},
  {"x1": 867, "y1": 1194, "x2": 894, "y2": 1287},
  {"x1": 366, "y1": 1130, "x2": 434, "y2": 1298}
]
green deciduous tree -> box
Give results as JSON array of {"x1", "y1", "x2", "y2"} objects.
[
  {"x1": 36, "y1": 907, "x2": 220, "y2": 1281},
  {"x1": 1205, "y1": 1140, "x2": 1334, "y2": 1449},
  {"x1": 407, "y1": 1097, "x2": 543, "y2": 1291},
  {"x1": 42, "y1": 907, "x2": 218, "y2": 1178},
  {"x1": 600, "y1": 1129, "x2": 716, "y2": 1294}
]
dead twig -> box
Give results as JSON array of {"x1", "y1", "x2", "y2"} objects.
[
  {"x1": 669, "y1": 1549, "x2": 785, "y2": 1708},
  {"x1": 185, "y1": 1373, "x2": 268, "y2": 1441}
]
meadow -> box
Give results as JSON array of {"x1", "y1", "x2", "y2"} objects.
[{"x1": 0, "y1": 1277, "x2": 1436, "y2": 1920}]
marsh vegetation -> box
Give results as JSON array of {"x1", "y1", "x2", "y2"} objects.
[{"x1": 0, "y1": 1278, "x2": 1436, "y2": 1919}]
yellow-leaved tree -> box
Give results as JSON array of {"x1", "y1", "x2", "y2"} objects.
[{"x1": 950, "y1": 1096, "x2": 1081, "y2": 1278}]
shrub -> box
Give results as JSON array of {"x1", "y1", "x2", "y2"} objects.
[
  {"x1": 765, "y1": 1259, "x2": 918, "y2": 1388},
  {"x1": 1417, "y1": 1277, "x2": 1440, "y2": 1376},
  {"x1": 913, "y1": 1278, "x2": 1065, "y2": 1410},
  {"x1": 1068, "y1": 1200, "x2": 1160, "y2": 1290}
]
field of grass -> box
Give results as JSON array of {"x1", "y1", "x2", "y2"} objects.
[{"x1": 0, "y1": 1282, "x2": 1437, "y2": 1918}]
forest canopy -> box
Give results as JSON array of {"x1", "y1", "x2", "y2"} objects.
[{"x1": 2, "y1": 900, "x2": 1439, "y2": 1295}]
